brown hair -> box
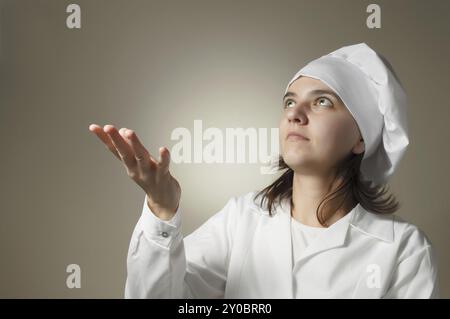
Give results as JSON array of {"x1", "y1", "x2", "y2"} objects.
[{"x1": 253, "y1": 151, "x2": 400, "y2": 227}]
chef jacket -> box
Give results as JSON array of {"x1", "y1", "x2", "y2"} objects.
[{"x1": 124, "y1": 191, "x2": 439, "y2": 298}]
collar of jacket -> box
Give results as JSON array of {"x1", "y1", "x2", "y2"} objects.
[
  {"x1": 253, "y1": 193, "x2": 395, "y2": 243},
  {"x1": 349, "y1": 204, "x2": 395, "y2": 243}
]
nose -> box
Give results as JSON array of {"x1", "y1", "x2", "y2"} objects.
[{"x1": 285, "y1": 102, "x2": 308, "y2": 124}]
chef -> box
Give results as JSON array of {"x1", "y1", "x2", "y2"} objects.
[{"x1": 120, "y1": 42, "x2": 439, "y2": 298}]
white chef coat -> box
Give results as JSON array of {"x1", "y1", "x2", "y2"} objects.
[
  {"x1": 124, "y1": 190, "x2": 440, "y2": 299},
  {"x1": 290, "y1": 215, "x2": 329, "y2": 297},
  {"x1": 291, "y1": 215, "x2": 329, "y2": 264}
]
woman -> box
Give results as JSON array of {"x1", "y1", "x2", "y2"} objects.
[{"x1": 89, "y1": 42, "x2": 439, "y2": 298}]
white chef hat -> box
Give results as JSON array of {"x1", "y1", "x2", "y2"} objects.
[{"x1": 284, "y1": 42, "x2": 409, "y2": 186}]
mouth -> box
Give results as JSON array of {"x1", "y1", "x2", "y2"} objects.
[{"x1": 286, "y1": 133, "x2": 309, "y2": 141}]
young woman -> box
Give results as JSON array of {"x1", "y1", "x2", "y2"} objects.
[{"x1": 89, "y1": 43, "x2": 439, "y2": 298}]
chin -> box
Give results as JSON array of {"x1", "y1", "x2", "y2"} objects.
[{"x1": 282, "y1": 155, "x2": 311, "y2": 169}]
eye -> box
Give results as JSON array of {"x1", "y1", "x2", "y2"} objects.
[
  {"x1": 283, "y1": 97, "x2": 333, "y2": 109},
  {"x1": 283, "y1": 99, "x2": 295, "y2": 109},
  {"x1": 315, "y1": 97, "x2": 333, "y2": 108}
]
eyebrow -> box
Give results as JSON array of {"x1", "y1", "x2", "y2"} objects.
[{"x1": 283, "y1": 90, "x2": 342, "y2": 102}]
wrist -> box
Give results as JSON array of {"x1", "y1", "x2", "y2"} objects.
[{"x1": 146, "y1": 197, "x2": 176, "y2": 221}]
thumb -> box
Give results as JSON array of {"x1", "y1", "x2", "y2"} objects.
[{"x1": 158, "y1": 146, "x2": 170, "y2": 173}]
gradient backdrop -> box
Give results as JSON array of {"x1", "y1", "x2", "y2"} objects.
[{"x1": 0, "y1": 0, "x2": 449, "y2": 298}]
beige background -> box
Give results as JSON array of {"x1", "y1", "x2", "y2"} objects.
[{"x1": 0, "y1": 0, "x2": 449, "y2": 298}]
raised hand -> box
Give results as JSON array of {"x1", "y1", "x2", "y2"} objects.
[{"x1": 89, "y1": 124, "x2": 181, "y2": 221}]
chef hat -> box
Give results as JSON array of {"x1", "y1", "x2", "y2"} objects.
[{"x1": 284, "y1": 42, "x2": 409, "y2": 186}]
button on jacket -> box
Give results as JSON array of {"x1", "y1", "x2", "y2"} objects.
[{"x1": 124, "y1": 191, "x2": 439, "y2": 298}]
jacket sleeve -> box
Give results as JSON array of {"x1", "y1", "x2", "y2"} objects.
[
  {"x1": 384, "y1": 227, "x2": 440, "y2": 299},
  {"x1": 124, "y1": 194, "x2": 238, "y2": 299}
]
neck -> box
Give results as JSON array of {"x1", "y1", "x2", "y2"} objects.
[{"x1": 290, "y1": 171, "x2": 356, "y2": 228}]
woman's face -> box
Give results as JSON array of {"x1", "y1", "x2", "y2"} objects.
[{"x1": 279, "y1": 76, "x2": 365, "y2": 175}]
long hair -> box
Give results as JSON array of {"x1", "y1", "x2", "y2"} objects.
[{"x1": 253, "y1": 151, "x2": 400, "y2": 227}]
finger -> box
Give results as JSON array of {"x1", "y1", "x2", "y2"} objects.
[
  {"x1": 157, "y1": 146, "x2": 171, "y2": 174},
  {"x1": 119, "y1": 127, "x2": 127, "y2": 140},
  {"x1": 124, "y1": 129, "x2": 158, "y2": 170},
  {"x1": 103, "y1": 125, "x2": 137, "y2": 168},
  {"x1": 118, "y1": 128, "x2": 131, "y2": 147},
  {"x1": 89, "y1": 124, "x2": 121, "y2": 160}
]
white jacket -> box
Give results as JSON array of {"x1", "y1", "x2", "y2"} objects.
[{"x1": 124, "y1": 191, "x2": 439, "y2": 298}]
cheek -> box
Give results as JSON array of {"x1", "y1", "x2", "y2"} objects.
[
  {"x1": 279, "y1": 123, "x2": 289, "y2": 152},
  {"x1": 315, "y1": 120, "x2": 353, "y2": 154}
]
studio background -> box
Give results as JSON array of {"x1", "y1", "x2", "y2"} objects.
[{"x1": 0, "y1": 0, "x2": 449, "y2": 298}]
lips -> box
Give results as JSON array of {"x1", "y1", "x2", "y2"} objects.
[{"x1": 286, "y1": 132, "x2": 309, "y2": 141}]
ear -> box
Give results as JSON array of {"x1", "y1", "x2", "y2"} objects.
[{"x1": 352, "y1": 138, "x2": 365, "y2": 155}]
